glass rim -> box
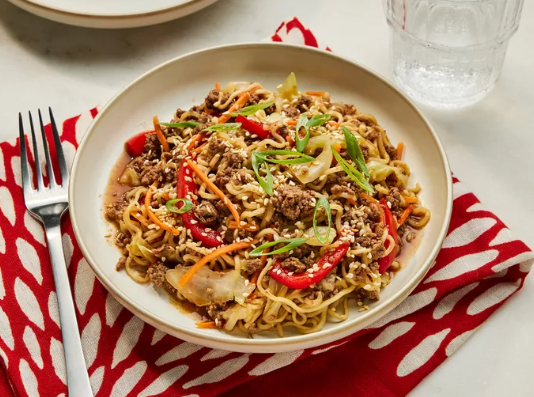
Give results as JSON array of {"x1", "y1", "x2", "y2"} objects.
[{"x1": 386, "y1": 18, "x2": 521, "y2": 50}]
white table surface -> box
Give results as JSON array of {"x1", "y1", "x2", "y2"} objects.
[{"x1": 1, "y1": 0, "x2": 533, "y2": 395}]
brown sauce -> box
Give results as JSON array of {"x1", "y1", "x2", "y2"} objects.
[{"x1": 103, "y1": 151, "x2": 132, "y2": 207}]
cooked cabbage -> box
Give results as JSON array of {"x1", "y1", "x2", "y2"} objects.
[
  {"x1": 367, "y1": 161, "x2": 409, "y2": 185},
  {"x1": 277, "y1": 72, "x2": 298, "y2": 100},
  {"x1": 166, "y1": 266, "x2": 254, "y2": 307},
  {"x1": 292, "y1": 136, "x2": 333, "y2": 184}
]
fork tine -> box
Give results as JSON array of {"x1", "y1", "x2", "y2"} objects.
[
  {"x1": 38, "y1": 109, "x2": 57, "y2": 188},
  {"x1": 29, "y1": 112, "x2": 46, "y2": 191},
  {"x1": 48, "y1": 108, "x2": 69, "y2": 184},
  {"x1": 19, "y1": 113, "x2": 35, "y2": 193}
]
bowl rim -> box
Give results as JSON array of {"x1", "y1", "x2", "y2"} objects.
[
  {"x1": 8, "y1": 0, "x2": 212, "y2": 18},
  {"x1": 69, "y1": 42, "x2": 453, "y2": 349}
]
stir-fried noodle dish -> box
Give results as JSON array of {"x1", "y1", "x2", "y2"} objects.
[{"x1": 104, "y1": 73, "x2": 430, "y2": 336}]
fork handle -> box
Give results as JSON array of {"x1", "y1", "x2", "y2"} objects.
[{"x1": 44, "y1": 219, "x2": 93, "y2": 397}]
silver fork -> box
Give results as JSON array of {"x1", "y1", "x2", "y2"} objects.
[{"x1": 19, "y1": 109, "x2": 93, "y2": 397}]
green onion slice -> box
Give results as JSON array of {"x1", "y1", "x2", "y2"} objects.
[
  {"x1": 249, "y1": 238, "x2": 308, "y2": 257},
  {"x1": 202, "y1": 123, "x2": 242, "y2": 132},
  {"x1": 332, "y1": 147, "x2": 375, "y2": 194},
  {"x1": 166, "y1": 198, "x2": 193, "y2": 214},
  {"x1": 161, "y1": 122, "x2": 202, "y2": 129},
  {"x1": 313, "y1": 197, "x2": 332, "y2": 244},
  {"x1": 342, "y1": 126, "x2": 369, "y2": 178},
  {"x1": 253, "y1": 150, "x2": 315, "y2": 165},
  {"x1": 252, "y1": 153, "x2": 274, "y2": 196},
  {"x1": 231, "y1": 102, "x2": 274, "y2": 117}
]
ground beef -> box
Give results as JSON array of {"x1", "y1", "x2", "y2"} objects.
[
  {"x1": 386, "y1": 144, "x2": 398, "y2": 160},
  {"x1": 365, "y1": 127, "x2": 379, "y2": 141},
  {"x1": 207, "y1": 302, "x2": 229, "y2": 324},
  {"x1": 147, "y1": 262, "x2": 177, "y2": 295},
  {"x1": 216, "y1": 168, "x2": 251, "y2": 187},
  {"x1": 204, "y1": 90, "x2": 231, "y2": 111},
  {"x1": 277, "y1": 126, "x2": 290, "y2": 138},
  {"x1": 295, "y1": 95, "x2": 313, "y2": 112},
  {"x1": 280, "y1": 257, "x2": 306, "y2": 274},
  {"x1": 331, "y1": 183, "x2": 359, "y2": 199},
  {"x1": 105, "y1": 201, "x2": 124, "y2": 222},
  {"x1": 193, "y1": 201, "x2": 219, "y2": 226},
  {"x1": 175, "y1": 108, "x2": 185, "y2": 119},
  {"x1": 207, "y1": 137, "x2": 227, "y2": 156},
  {"x1": 152, "y1": 244, "x2": 181, "y2": 264},
  {"x1": 282, "y1": 107, "x2": 300, "y2": 118},
  {"x1": 264, "y1": 103, "x2": 276, "y2": 115},
  {"x1": 272, "y1": 185, "x2": 315, "y2": 220},
  {"x1": 116, "y1": 257, "x2": 126, "y2": 271},
  {"x1": 144, "y1": 133, "x2": 161, "y2": 159},
  {"x1": 128, "y1": 155, "x2": 171, "y2": 186},
  {"x1": 115, "y1": 232, "x2": 131, "y2": 248},
  {"x1": 222, "y1": 152, "x2": 245, "y2": 168},
  {"x1": 147, "y1": 262, "x2": 167, "y2": 286},
  {"x1": 274, "y1": 243, "x2": 312, "y2": 260},
  {"x1": 344, "y1": 104, "x2": 358, "y2": 116},
  {"x1": 244, "y1": 258, "x2": 263, "y2": 275},
  {"x1": 140, "y1": 164, "x2": 164, "y2": 186},
  {"x1": 385, "y1": 187, "x2": 402, "y2": 212},
  {"x1": 224, "y1": 227, "x2": 254, "y2": 243}
]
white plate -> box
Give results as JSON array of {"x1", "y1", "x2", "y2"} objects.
[
  {"x1": 7, "y1": 0, "x2": 219, "y2": 29},
  {"x1": 69, "y1": 43, "x2": 453, "y2": 353}
]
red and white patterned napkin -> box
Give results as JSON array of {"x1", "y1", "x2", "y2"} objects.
[{"x1": 0, "y1": 18, "x2": 532, "y2": 397}]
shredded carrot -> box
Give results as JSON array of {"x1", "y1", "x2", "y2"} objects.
[
  {"x1": 286, "y1": 120, "x2": 297, "y2": 126},
  {"x1": 179, "y1": 241, "x2": 253, "y2": 286},
  {"x1": 185, "y1": 133, "x2": 205, "y2": 152},
  {"x1": 153, "y1": 116, "x2": 170, "y2": 152},
  {"x1": 397, "y1": 142, "x2": 404, "y2": 159},
  {"x1": 285, "y1": 134, "x2": 295, "y2": 147},
  {"x1": 162, "y1": 193, "x2": 170, "y2": 200},
  {"x1": 328, "y1": 121, "x2": 341, "y2": 128},
  {"x1": 306, "y1": 91, "x2": 326, "y2": 97},
  {"x1": 398, "y1": 205, "x2": 414, "y2": 226},
  {"x1": 215, "y1": 82, "x2": 221, "y2": 91},
  {"x1": 186, "y1": 159, "x2": 240, "y2": 224},
  {"x1": 218, "y1": 92, "x2": 251, "y2": 123},
  {"x1": 333, "y1": 143, "x2": 342, "y2": 153},
  {"x1": 404, "y1": 196, "x2": 418, "y2": 204},
  {"x1": 196, "y1": 321, "x2": 217, "y2": 329},
  {"x1": 145, "y1": 184, "x2": 181, "y2": 236},
  {"x1": 130, "y1": 210, "x2": 150, "y2": 227},
  {"x1": 229, "y1": 221, "x2": 259, "y2": 231},
  {"x1": 192, "y1": 142, "x2": 208, "y2": 154}
]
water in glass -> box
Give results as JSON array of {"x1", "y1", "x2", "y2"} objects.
[{"x1": 384, "y1": 0, "x2": 524, "y2": 108}]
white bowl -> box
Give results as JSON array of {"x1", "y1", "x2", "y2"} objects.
[
  {"x1": 69, "y1": 43, "x2": 452, "y2": 353},
  {"x1": 6, "y1": 0, "x2": 219, "y2": 29}
]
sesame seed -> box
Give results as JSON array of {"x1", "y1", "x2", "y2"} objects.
[
  {"x1": 308, "y1": 274, "x2": 314, "y2": 278},
  {"x1": 201, "y1": 232, "x2": 207, "y2": 236},
  {"x1": 288, "y1": 272, "x2": 294, "y2": 276},
  {"x1": 363, "y1": 284, "x2": 372, "y2": 291},
  {"x1": 161, "y1": 257, "x2": 166, "y2": 262},
  {"x1": 240, "y1": 220, "x2": 247, "y2": 225},
  {"x1": 245, "y1": 280, "x2": 249, "y2": 286},
  {"x1": 190, "y1": 219, "x2": 198, "y2": 224},
  {"x1": 307, "y1": 268, "x2": 314, "y2": 273},
  {"x1": 241, "y1": 196, "x2": 248, "y2": 200},
  {"x1": 346, "y1": 273, "x2": 354, "y2": 279}
]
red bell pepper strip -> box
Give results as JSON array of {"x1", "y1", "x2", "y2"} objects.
[
  {"x1": 235, "y1": 115, "x2": 271, "y2": 139},
  {"x1": 176, "y1": 160, "x2": 223, "y2": 248},
  {"x1": 269, "y1": 244, "x2": 349, "y2": 289},
  {"x1": 125, "y1": 132, "x2": 152, "y2": 157},
  {"x1": 378, "y1": 198, "x2": 398, "y2": 273}
]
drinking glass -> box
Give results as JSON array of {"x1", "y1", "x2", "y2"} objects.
[{"x1": 384, "y1": 0, "x2": 524, "y2": 108}]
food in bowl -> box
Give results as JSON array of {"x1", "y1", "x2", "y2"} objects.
[{"x1": 104, "y1": 73, "x2": 430, "y2": 336}]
